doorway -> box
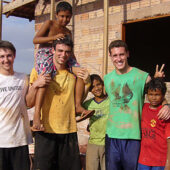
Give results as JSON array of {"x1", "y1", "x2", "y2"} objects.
[{"x1": 122, "y1": 16, "x2": 170, "y2": 82}]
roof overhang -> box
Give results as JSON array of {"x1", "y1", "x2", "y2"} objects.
[{"x1": 2, "y1": 0, "x2": 37, "y2": 21}]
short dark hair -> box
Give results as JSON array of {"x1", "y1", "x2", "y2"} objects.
[
  {"x1": 56, "y1": 1, "x2": 72, "y2": 14},
  {"x1": 109, "y1": 40, "x2": 129, "y2": 54},
  {"x1": 89, "y1": 74, "x2": 104, "y2": 91},
  {"x1": 145, "y1": 78, "x2": 167, "y2": 95},
  {"x1": 0, "y1": 40, "x2": 16, "y2": 55},
  {"x1": 53, "y1": 35, "x2": 73, "y2": 50}
]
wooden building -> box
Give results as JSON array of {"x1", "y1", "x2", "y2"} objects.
[
  {"x1": 2, "y1": 0, "x2": 170, "y2": 81},
  {"x1": 2, "y1": 0, "x2": 170, "y2": 163}
]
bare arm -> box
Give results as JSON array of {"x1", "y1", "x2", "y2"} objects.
[
  {"x1": 83, "y1": 81, "x2": 91, "y2": 102},
  {"x1": 145, "y1": 75, "x2": 151, "y2": 84},
  {"x1": 26, "y1": 72, "x2": 51, "y2": 107},
  {"x1": 165, "y1": 139, "x2": 170, "y2": 170},
  {"x1": 26, "y1": 82, "x2": 39, "y2": 108},
  {"x1": 145, "y1": 64, "x2": 165, "y2": 84},
  {"x1": 33, "y1": 20, "x2": 65, "y2": 44},
  {"x1": 158, "y1": 105, "x2": 170, "y2": 120}
]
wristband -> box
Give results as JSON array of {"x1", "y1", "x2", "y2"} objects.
[{"x1": 164, "y1": 104, "x2": 170, "y2": 108}]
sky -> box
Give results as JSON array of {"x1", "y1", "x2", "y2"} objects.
[{"x1": 2, "y1": 15, "x2": 35, "y2": 74}]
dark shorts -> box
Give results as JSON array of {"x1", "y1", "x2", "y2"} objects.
[
  {"x1": 0, "y1": 145, "x2": 30, "y2": 170},
  {"x1": 105, "y1": 135, "x2": 140, "y2": 170},
  {"x1": 33, "y1": 131, "x2": 81, "y2": 170}
]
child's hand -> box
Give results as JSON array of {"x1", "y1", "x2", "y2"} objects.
[
  {"x1": 53, "y1": 33, "x2": 65, "y2": 40},
  {"x1": 154, "y1": 64, "x2": 165, "y2": 78},
  {"x1": 31, "y1": 114, "x2": 44, "y2": 131}
]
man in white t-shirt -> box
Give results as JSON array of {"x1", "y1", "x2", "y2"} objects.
[{"x1": 0, "y1": 40, "x2": 51, "y2": 170}]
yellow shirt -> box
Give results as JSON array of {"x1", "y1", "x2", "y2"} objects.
[{"x1": 30, "y1": 68, "x2": 77, "y2": 134}]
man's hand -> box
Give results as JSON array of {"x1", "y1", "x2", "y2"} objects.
[
  {"x1": 154, "y1": 64, "x2": 165, "y2": 78},
  {"x1": 72, "y1": 67, "x2": 91, "y2": 84},
  {"x1": 158, "y1": 105, "x2": 170, "y2": 120},
  {"x1": 33, "y1": 72, "x2": 51, "y2": 88},
  {"x1": 76, "y1": 68, "x2": 91, "y2": 84}
]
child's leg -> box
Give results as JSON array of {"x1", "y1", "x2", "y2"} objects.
[
  {"x1": 32, "y1": 87, "x2": 46, "y2": 131},
  {"x1": 33, "y1": 47, "x2": 53, "y2": 131},
  {"x1": 86, "y1": 143, "x2": 100, "y2": 170},
  {"x1": 69, "y1": 58, "x2": 94, "y2": 120},
  {"x1": 75, "y1": 77, "x2": 85, "y2": 113},
  {"x1": 75, "y1": 77, "x2": 94, "y2": 116}
]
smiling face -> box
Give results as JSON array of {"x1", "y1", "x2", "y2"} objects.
[
  {"x1": 110, "y1": 47, "x2": 129, "y2": 74},
  {"x1": 56, "y1": 10, "x2": 72, "y2": 27},
  {"x1": 91, "y1": 79, "x2": 104, "y2": 98},
  {"x1": 0, "y1": 48, "x2": 15, "y2": 75},
  {"x1": 147, "y1": 88, "x2": 164, "y2": 109},
  {"x1": 53, "y1": 43, "x2": 72, "y2": 68}
]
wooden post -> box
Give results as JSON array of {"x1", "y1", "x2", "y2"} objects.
[
  {"x1": 102, "y1": 0, "x2": 109, "y2": 77},
  {"x1": 0, "y1": 0, "x2": 2, "y2": 40},
  {"x1": 50, "y1": 0, "x2": 55, "y2": 20},
  {"x1": 71, "y1": 0, "x2": 75, "y2": 42}
]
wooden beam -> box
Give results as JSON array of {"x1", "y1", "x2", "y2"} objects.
[
  {"x1": 5, "y1": 9, "x2": 14, "y2": 18},
  {"x1": 71, "y1": 0, "x2": 75, "y2": 42},
  {"x1": 0, "y1": 0, "x2": 2, "y2": 40},
  {"x1": 122, "y1": 24, "x2": 126, "y2": 41},
  {"x1": 123, "y1": 13, "x2": 170, "y2": 24},
  {"x1": 2, "y1": 0, "x2": 35, "y2": 14},
  {"x1": 102, "y1": 0, "x2": 109, "y2": 77},
  {"x1": 50, "y1": 0, "x2": 55, "y2": 20},
  {"x1": 3, "y1": 1, "x2": 10, "y2": 3}
]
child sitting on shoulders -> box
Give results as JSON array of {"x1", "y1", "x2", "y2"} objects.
[
  {"x1": 32, "y1": 1, "x2": 93, "y2": 131},
  {"x1": 138, "y1": 77, "x2": 170, "y2": 170}
]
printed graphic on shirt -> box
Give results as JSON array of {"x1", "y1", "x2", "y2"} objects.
[
  {"x1": 0, "y1": 86, "x2": 22, "y2": 92},
  {"x1": 150, "y1": 119, "x2": 156, "y2": 127},
  {"x1": 141, "y1": 127, "x2": 156, "y2": 139},
  {"x1": 90, "y1": 109, "x2": 107, "y2": 126},
  {"x1": 110, "y1": 80, "x2": 133, "y2": 110}
]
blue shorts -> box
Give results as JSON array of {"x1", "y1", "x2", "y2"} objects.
[
  {"x1": 105, "y1": 135, "x2": 140, "y2": 170},
  {"x1": 138, "y1": 163, "x2": 165, "y2": 170}
]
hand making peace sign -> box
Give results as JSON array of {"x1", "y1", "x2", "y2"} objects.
[{"x1": 154, "y1": 64, "x2": 165, "y2": 78}]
